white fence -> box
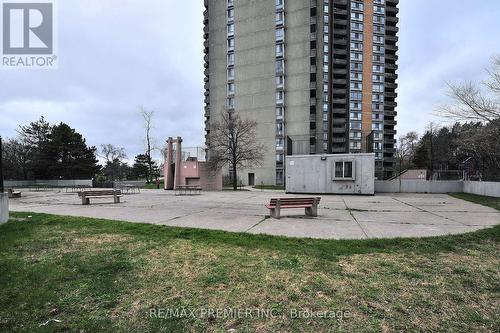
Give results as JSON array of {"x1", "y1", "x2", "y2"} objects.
[
  {"x1": 463, "y1": 181, "x2": 500, "y2": 197},
  {"x1": 375, "y1": 180, "x2": 500, "y2": 197},
  {"x1": 4, "y1": 180, "x2": 93, "y2": 188}
]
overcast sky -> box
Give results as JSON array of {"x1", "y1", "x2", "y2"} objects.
[{"x1": 1, "y1": 0, "x2": 499, "y2": 162}]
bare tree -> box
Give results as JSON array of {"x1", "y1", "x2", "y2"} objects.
[
  {"x1": 207, "y1": 111, "x2": 265, "y2": 190},
  {"x1": 100, "y1": 144, "x2": 127, "y2": 163},
  {"x1": 395, "y1": 131, "x2": 419, "y2": 174},
  {"x1": 438, "y1": 55, "x2": 500, "y2": 122},
  {"x1": 140, "y1": 106, "x2": 156, "y2": 183}
]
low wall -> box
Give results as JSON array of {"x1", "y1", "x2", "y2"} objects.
[
  {"x1": 375, "y1": 180, "x2": 500, "y2": 197},
  {"x1": 464, "y1": 181, "x2": 500, "y2": 197},
  {"x1": 0, "y1": 193, "x2": 8, "y2": 224},
  {"x1": 4, "y1": 180, "x2": 93, "y2": 188},
  {"x1": 375, "y1": 180, "x2": 463, "y2": 194}
]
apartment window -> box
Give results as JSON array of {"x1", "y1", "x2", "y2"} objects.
[
  {"x1": 227, "y1": 38, "x2": 235, "y2": 51},
  {"x1": 276, "y1": 107, "x2": 284, "y2": 118},
  {"x1": 372, "y1": 93, "x2": 383, "y2": 102},
  {"x1": 374, "y1": 25, "x2": 385, "y2": 34},
  {"x1": 373, "y1": 54, "x2": 384, "y2": 63},
  {"x1": 227, "y1": 23, "x2": 234, "y2": 35},
  {"x1": 373, "y1": 15, "x2": 385, "y2": 24},
  {"x1": 372, "y1": 103, "x2": 383, "y2": 111},
  {"x1": 349, "y1": 141, "x2": 361, "y2": 150},
  {"x1": 374, "y1": 0, "x2": 385, "y2": 4},
  {"x1": 228, "y1": 83, "x2": 235, "y2": 94},
  {"x1": 276, "y1": 122, "x2": 283, "y2": 134},
  {"x1": 228, "y1": 0, "x2": 234, "y2": 7},
  {"x1": 350, "y1": 91, "x2": 362, "y2": 101},
  {"x1": 372, "y1": 123, "x2": 382, "y2": 130},
  {"x1": 227, "y1": 97, "x2": 235, "y2": 109},
  {"x1": 323, "y1": 84, "x2": 328, "y2": 92},
  {"x1": 350, "y1": 112, "x2": 361, "y2": 120},
  {"x1": 276, "y1": 12, "x2": 284, "y2": 25},
  {"x1": 276, "y1": 0, "x2": 284, "y2": 9},
  {"x1": 276, "y1": 91, "x2": 284, "y2": 102},
  {"x1": 373, "y1": 83, "x2": 384, "y2": 92},
  {"x1": 323, "y1": 113, "x2": 328, "y2": 121},
  {"x1": 228, "y1": 68, "x2": 235, "y2": 80},
  {"x1": 323, "y1": 4, "x2": 329, "y2": 14},
  {"x1": 323, "y1": 103, "x2": 329, "y2": 112},
  {"x1": 373, "y1": 45, "x2": 385, "y2": 53},
  {"x1": 374, "y1": 5, "x2": 385, "y2": 14},
  {"x1": 276, "y1": 153, "x2": 284, "y2": 162},
  {"x1": 350, "y1": 52, "x2": 362, "y2": 60},
  {"x1": 350, "y1": 62, "x2": 363, "y2": 71},
  {"x1": 227, "y1": 53, "x2": 235, "y2": 66},
  {"x1": 276, "y1": 43, "x2": 284, "y2": 57},
  {"x1": 350, "y1": 32, "x2": 363, "y2": 41},
  {"x1": 350, "y1": 122, "x2": 361, "y2": 130},
  {"x1": 324, "y1": 34, "x2": 329, "y2": 43},
  {"x1": 351, "y1": 42, "x2": 363, "y2": 51},
  {"x1": 276, "y1": 75, "x2": 284, "y2": 87},
  {"x1": 351, "y1": 12, "x2": 363, "y2": 21},
  {"x1": 351, "y1": 1, "x2": 364, "y2": 11},
  {"x1": 373, "y1": 64, "x2": 384, "y2": 73},
  {"x1": 323, "y1": 44, "x2": 329, "y2": 53},
  {"x1": 372, "y1": 113, "x2": 382, "y2": 120},
  {"x1": 227, "y1": 9, "x2": 234, "y2": 21},
  {"x1": 373, "y1": 35, "x2": 384, "y2": 44},
  {"x1": 334, "y1": 161, "x2": 354, "y2": 179},
  {"x1": 351, "y1": 22, "x2": 364, "y2": 31},
  {"x1": 276, "y1": 138, "x2": 284, "y2": 149},
  {"x1": 349, "y1": 131, "x2": 361, "y2": 139},
  {"x1": 372, "y1": 74, "x2": 383, "y2": 82},
  {"x1": 276, "y1": 27, "x2": 284, "y2": 41},
  {"x1": 324, "y1": 15, "x2": 329, "y2": 24},
  {"x1": 350, "y1": 102, "x2": 361, "y2": 110},
  {"x1": 350, "y1": 72, "x2": 362, "y2": 80},
  {"x1": 276, "y1": 59, "x2": 284, "y2": 74},
  {"x1": 350, "y1": 81, "x2": 362, "y2": 90}
]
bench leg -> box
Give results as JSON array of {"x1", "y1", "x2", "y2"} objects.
[
  {"x1": 114, "y1": 194, "x2": 120, "y2": 203},
  {"x1": 306, "y1": 204, "x2": 318, "y2": 217},
  {"x1": 270, "y1": 207, "x2": 281, "y2": 219},
  {"x1": 305, "y1": 207, "x2": 313, "y2": 217},
  {"x1": 82, "y1": 197, "x2": 89, "y2": 205}
]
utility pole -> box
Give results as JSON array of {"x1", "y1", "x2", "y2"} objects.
[{"x1": 0, "y1": 136, "x2": 4, "y2": 193}]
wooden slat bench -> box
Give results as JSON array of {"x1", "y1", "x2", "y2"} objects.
[
  {"x1": 78, "y1": 190, "x2": 122, "y2": 205},
  {"x1": 265, "y1": 197, "x2": 321, "y2": 219},
  {"x1": 8, "y1": 188, "x2": 21, "y2": 199},
  {"x1": 175, "y1": 185, "x2": 202, "y2": 196}
]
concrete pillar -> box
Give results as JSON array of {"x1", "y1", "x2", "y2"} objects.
[
  {"x1": 174, "y1": 136, "x2": 183, "y2": 189},
  {"x1": 165, "y1": 137, "x2": 174, "y2": 190},
  {"x1": 0, "y1": 193, "x2": 8, "y2": 225}
]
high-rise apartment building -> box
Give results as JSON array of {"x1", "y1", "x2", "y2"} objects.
[{"x1": 204, "y1": 0, "x2": 399, "y2": 185}]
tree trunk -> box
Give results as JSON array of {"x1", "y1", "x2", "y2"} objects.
[{"x1": 232, "y1": 166, "x2": 237, "y2": 191}]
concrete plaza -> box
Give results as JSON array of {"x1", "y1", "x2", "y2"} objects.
[{"x1": 8, "y1": 189, "x2": 500, "y2": 239}]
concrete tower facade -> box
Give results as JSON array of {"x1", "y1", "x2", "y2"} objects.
[{"x1": 204, "y1": 0, "x2": 399, "y2": 185}]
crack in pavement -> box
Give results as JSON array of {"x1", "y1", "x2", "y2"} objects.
[
  {"x1": 391, "y1": 197, "x2": 468, "y2": 226},
  {"x1": 342, "y1": 199, "x2": 369, "y2": 238},
  {"x1": 245, "y1": 216, "x2": 270, "y2": 232}
]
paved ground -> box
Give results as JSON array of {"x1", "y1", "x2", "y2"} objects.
[{"x1": 8, "y1": 189, "x2": 500, "y2": 239}]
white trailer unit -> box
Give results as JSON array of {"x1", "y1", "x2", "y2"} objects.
[{"x1": 285, "y1": 154, "x2": 375, "y2": 195}]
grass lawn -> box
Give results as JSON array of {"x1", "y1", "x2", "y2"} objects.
[
  {"x1": 143, "y1": 180, "x2": 164, "y2": 190},
  {"x1": 0, "y1": 207, "x2": 499, "y2": 332},
  {"x1": 449, "y1": 192, "x2": 500, "y2": 211}
]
